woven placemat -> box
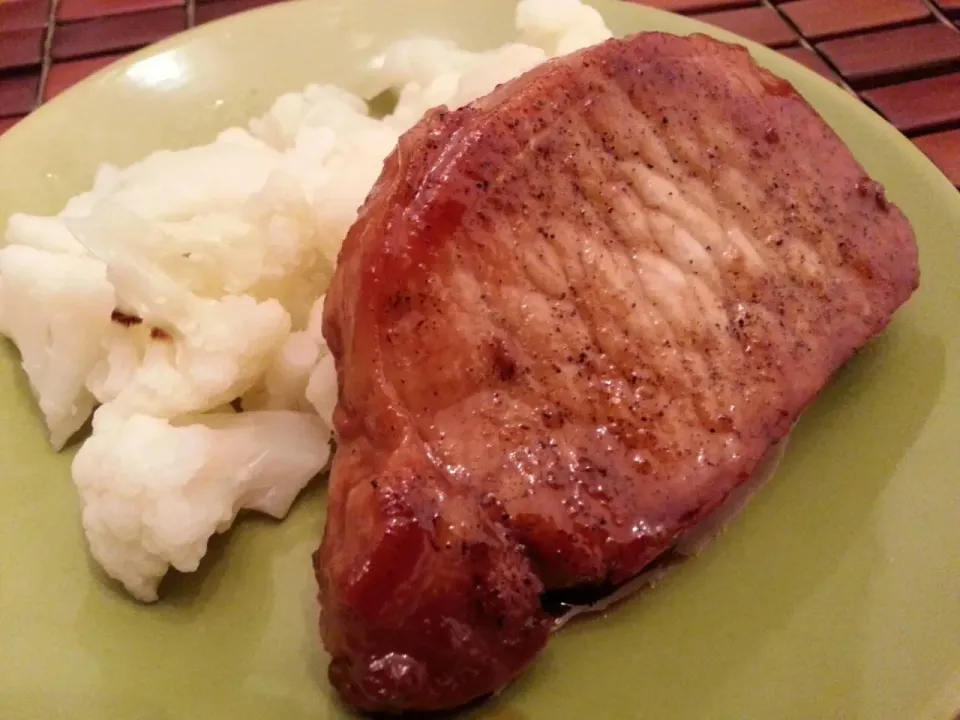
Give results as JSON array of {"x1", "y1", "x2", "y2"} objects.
[{"x1": 1, "y1": 0, "x2": 958, "y2": 186}]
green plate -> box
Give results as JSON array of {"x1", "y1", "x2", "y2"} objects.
[{"x1": 1, "y1": 2, "x2": 958, "y2": 718}]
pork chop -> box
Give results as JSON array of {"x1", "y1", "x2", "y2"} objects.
[{"x1": 315, "y1": 32, "x2": 919, "y2": 713}]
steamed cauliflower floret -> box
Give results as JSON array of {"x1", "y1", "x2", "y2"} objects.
[
  {"x1": 5, "y1": 132, "x2": 336, "y2": 328},
  {"x1": 368, "y1": 38, "x2": 477, "y2": 96},
  {"x1": 290, "y1": 124, "x2": 399, "y2": 242},
  {"x1": 373, "y1": 40, "x2": 546, "y2": 133},
  {"x1": 451, "y1": 43, "x2": 547, "y2": 107},
  {"x1": 516, "y1": 0, "x2": 613, "y2": 55},
  {"x1": 80, "y1": 134, "x2": 279, "y2": 221},
  {"x1": 59, "y1": 156, "x2": 336, "y2": 330},
  {"x1": 68, "y1": 204, "x2": 291, "y2": 418},
  {"x1": 250, "y1": 84, "x2": 371, "y2": 151},
  {"x1": 305, "y1": 352, "x2": 337, "y2": 430},
  {"x1": 371, "y1": 0, "x2": 610, "y2": 133},
  {"x1": 96, "y1": 293, "x2": 289, "y2": 419},
  {"x1": 251, "y1": 87, "x2": 400, "y2": 249},
  {"x1": 242, "y1": 330, "x2": 320, "y2": 412},
  {"x1": 229, "y1": 166, "x2": 338, "y2": 328},
  {"x1": 86, "y1": 321, "x2": 150, "y2": 405},
  {"x1": 73, "y1": 409, "x2": 332, "y2": 601},
  {"x1": 243, "y1": 294, "x2": 334, "y2": 415},
  {"x1": 386, "y1": 73, "x2": 461, "y2": 132},
  {"x1": 0, "y1": 245, "x2": 114, "y2": 448},
  {"x1": 5, "y1": 213, "x2": 89, "y2": 255}
]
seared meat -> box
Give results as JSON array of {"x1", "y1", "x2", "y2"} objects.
[{"x1": 316, "y1": 32, "x2": 919, "y2": 713}]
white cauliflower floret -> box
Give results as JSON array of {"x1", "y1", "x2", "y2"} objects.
[
  {"x1": 386, "y1": 74, "x2": 462, "y2": 132},
  {"x1": 86, "y1": 322, "x2": 150, "y2": 404},
  {"x1": 451, "y1": 43, "x2": 547, "y2": 108},
  {"x1": 96, "y1": 294, "x2": 289, "y2": 420},
  {"x1": 372, "y1": 34, "x2": 545, "y2": 134},
  {"x1": 516, "y1": 0, "x2": 613, "y2": 56},
  {"x1": 250, "y1": 84, "x2": 371, "y2": 151},
  {"x1": 4, "y1": 213, "x2": 88, "y2": 255},
  {"x1": 68, "y1": 204, "x2": 291, "y2": 418},
  {"x1": 302, "y1": 294, "x2": 338, "y2": 428},
  {"x1": 5, "y1": 133, "x2": 334, "y2": 324},
  {"x1": 50, "y1": 155, "x2": 338, "y2": 331},
  {"x1": 305, "y1": 352, "x2": 337, "y2": 430},
  {"x1": 86, "y1": 134, "x2": 279, "y2": 221},
  {"x1": 240, "y1": 166, "x2": 341, "y2": 326},
  {"x1": 368, "y1": 38, "x2": 477, "y2": 98},
  {"x1": 305, "y1": 292, "x2": 326, "y2": 342},
  {"x1": 0, "y1": 245, "x2": 114, "y2": 448},
  {"x1": 371, "y1": 0, "x2": 605, "y2": 134},
  {"x1": 73, "y1": 409, "x2": 332, "y2": 601},
  {"x1": 294, "y1": 126, "x2": 399, "y2": 244},
  {"x1": 243, "y1": 295, "x2": 332, "y2": 414},
  {"x1": 255, "y1": 92, "x2": 399, "y2": 251},
  {"x1": 242, "y1": 330, "x2": 320, "y2": 412},
  {"x1": 0, "y1": 0, "x2": 618, "y2": 605}
]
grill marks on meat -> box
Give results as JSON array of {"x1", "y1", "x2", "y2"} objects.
[{"x1": 316, "y1": 32, "x2": 919, "y2": 713}]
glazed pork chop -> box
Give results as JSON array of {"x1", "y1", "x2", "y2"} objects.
[{"x1": 315, "y1": 32, "x2": 919, "y2": 713}]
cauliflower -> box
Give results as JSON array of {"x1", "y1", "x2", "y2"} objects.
[
  {"x1": 386, "y1": 73, "x2": 462, "y2": 132},
  {"x1": 64, "y1": 157, "x2": 336, "y2": 330},
  {"x1": 302, "y1": 294, "x2": 338, "y2": 428},
  {"x1": 369, "y1": 0, "x2": 610, "y2": 135},
  {"x1": 91, "y1": 292, "x2": 289, "y2": 420},
  {"x1": 73, "y1": 408, "x2": 332, "y2": 602},
  {"x1": 5, "y1": 212, "x2": 89, "y2": 255},
  {"x1": 68, "y1": 203, "x2": 291, "y2": 419},
  {"x1": 0, "y1": 245, "x2": 114, "y2": 448},
  {"x1": 251, "y1": 86, "x2": 400, "y2": 251},
  {"x1": 451, "y1": 43, "x2": 547, "y2": 107},
  {"x1": 516, "y1": 0, "x2": 613, "y2": 56},
  {"x1": 242, "y1": 330, "x2": 320, "y2": 412},
  {"x1": 250, "y1": 84, "x2": 366, "y2": 150},
  {"x1": 74, "y1": 133, "x2": 280, "y2": 222},
  {"x1": 305, "y1": 352, "x2": 337, "y2": 430},
  {"x1": 368, "y1": 38, "x2": 477, "y2": 95},
  {"x1": 242, "y1": 294, "x2": 339, "y2": 421}
]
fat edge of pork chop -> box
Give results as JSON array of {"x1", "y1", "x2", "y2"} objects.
[{"x1": 316, "y1": 31, "x2": 919, "y2": 713}]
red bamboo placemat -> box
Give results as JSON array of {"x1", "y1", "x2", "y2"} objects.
[{"x1": 0, "y1": 0, "x2": 958, "y2": 187}]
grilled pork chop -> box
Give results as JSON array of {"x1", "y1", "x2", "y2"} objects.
[{"x1": 316, "y1": 32, "x2": 919, "y2": 713}]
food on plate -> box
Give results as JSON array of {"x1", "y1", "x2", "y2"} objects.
[
  {"x1": 74, "y1": 408, "x2": 331, "y2": 601},
  {"x1": 0, "y1": 133, "x2": 343, "y2": 600},
  {"x1": 315, "y1": 30, "x2": 920, "y2": 713},
  {"x1": 0, "y1": 0, "x2": 920, "y2": 709},
  {"x1": 0, "y1": 0, "x2": 612, "y2": 599}
]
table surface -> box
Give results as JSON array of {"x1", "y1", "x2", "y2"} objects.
[{"x1": 0, "y1": 0, "x2": 958, "y2": 188}]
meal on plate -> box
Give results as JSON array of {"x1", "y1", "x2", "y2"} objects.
[{"x1": 0, "y1": 0, "x2": 919, "y2": 714}]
